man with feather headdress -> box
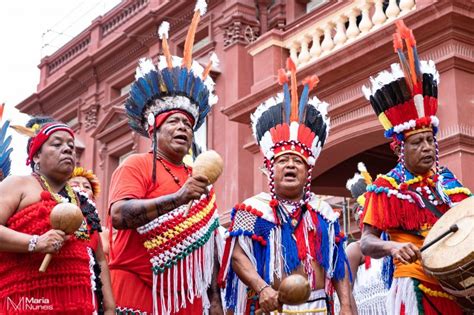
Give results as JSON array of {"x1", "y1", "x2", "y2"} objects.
[
  {"x1": 107, "y1": 1, "x2": 223, "y2": 314},
  {"x1": 218, "y1": 58, "x2": 353, "y2": 315},
  {"x1": 360, "y1": 20, "x2": 472, "y2": 315}
]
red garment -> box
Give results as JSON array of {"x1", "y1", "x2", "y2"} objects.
[
  {"x1": 108, "y1": 153, "x2": 201, "y2": 313},
  {"x1": 0, "y1": 193, "x2": 94, "y2": 314},
  {"x1": 400, "y1": 281, "x2": 463, "y2": 315}
]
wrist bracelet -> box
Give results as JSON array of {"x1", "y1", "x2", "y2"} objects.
[
  {"x1": 28, "y1": 235, "x2": 39, "y2": 252},
  {"x1": 257, "y1": 283, "x2": 270, "y2": 294}
]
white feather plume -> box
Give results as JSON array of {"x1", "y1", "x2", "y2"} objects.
[
  {"x1": 307, "y1": 96, "x2": 330, "y2": 142},
  {"x1": 158, "y1": 55, "x2": 179, "y2": 70},
  {"x1": 420, "y1": 60, "x2": 439, "y2": 84},
  {"x1": 208, "y1": 94, "x2": 218, "y2": 106},
  {"x1": 158, "y1": 21, "x2": 170, "y2": 39},
  {"x1": 390, "y1": 63, "x2": 404, "y2": 80},
  {"x1": 374, "y1": 70, "x2": 394, "y2": 89},
  {"x1": 346, "y1": 173, "x2": 363, "y2": 191},
  {"x1": 364, "y1": 61, "x2": 438, "y2": 98},
  {"x1": 209, "y1": 52, "x2": 219, "y2": 68},
  {"x1": 250, "y1": 93, "x2": 283, "y2": 138},
  {"x1": 361, "y1": 85, "x2": 372, "y2": 100},
  {"x1": 357, "y1": 162, "x2": 367, "y2": 173},
  {"x1": 195, "y1": 0, "x2": 207, "y2": 15},
  {"x1": 135, "y1": 58, "x2": 156, "y2": 79}
]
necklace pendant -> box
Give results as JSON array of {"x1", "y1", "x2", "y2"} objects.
[{"x1": 291, "y1": 218, "x2": 298, "y2": 227}]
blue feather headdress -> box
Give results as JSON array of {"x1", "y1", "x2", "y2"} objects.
[
  {"x1": 124, "y1": 0, "x2": 218, "y2": 138},
  {"x1": 0, "y1": 104, "x2": 13, "y2": 181}
]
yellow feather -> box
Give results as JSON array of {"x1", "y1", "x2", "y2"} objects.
[
  {"x1": 378, "y1": 113, "x2": 393, "y2": 130},
  {"x1": 10, "y1": 125, "x2": 36, "y2": 137}
]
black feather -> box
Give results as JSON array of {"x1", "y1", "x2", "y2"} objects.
[
  {"x1": 397, "y1": 78, "x2": 411, "y2": 102},
  {"x1": 304, "y1": 105, "x2": 328, "y2": 146},
  {"x1": 369, "y1": 95, "x2": 383, "y2": 116},
  {"x1": 348, "y1": 178, "x2": 367, "y2": 199},
  {"x1": 390, "y1": 81, "x2": 405, "y2": 106},
  {"x1": 255, "y1": 103, "x2": 283, "y2": 142}
]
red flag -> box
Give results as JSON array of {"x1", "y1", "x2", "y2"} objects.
[{"x1": 0, "y1": 103, "x2": 5, "y2": 122}]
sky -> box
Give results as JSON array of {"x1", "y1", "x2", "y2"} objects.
[{"x1": 0, "y1": 0, "x2": 120, "y2": 176}]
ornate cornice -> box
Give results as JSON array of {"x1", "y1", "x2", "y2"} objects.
[
  {"x1": 221, "y1": 17, "x2": 260, "y2": 48},
  {"x1": 219, "y1": 2, "x2": 260, "y2": 49},
  {"x1": 82, "y1": 104, "x2": 100, "y2": 131}
]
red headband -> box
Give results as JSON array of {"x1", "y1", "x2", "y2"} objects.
[
  {"x1": 147, "y1": 110, "x2": 195, "y2": 134},
  {"x1": 27, "y1": 123, "x2": 75, "y2": 166}
]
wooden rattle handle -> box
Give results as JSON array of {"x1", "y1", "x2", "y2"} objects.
[{"x1": 39, "y1": 253, "x2": 53, "y2": 272}]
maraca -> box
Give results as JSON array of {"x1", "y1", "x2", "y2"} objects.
[
  {"x1": 184, "y1": 150, "x2": 223, "y2": 215},
  {"x1": 39, "y1": 202, "x2": 84, "y2": 272},
  {"x1": 255, "y1": 274, "x2": 311, "y2": 314},
  {"x1": 192, "y1": 150, "x2": 224, "y2": 184}
]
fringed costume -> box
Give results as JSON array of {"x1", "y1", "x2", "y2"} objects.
[
  {"x1": 361, "y1": 20, "x2": 472, "y2": 315},
  {"x1": 219, "y1": 58, "x2": 349, "y2": 314},
  {"x1": 336, "y1": 163, "x2": 389, "y2": 315},
  {"x1": 220, "y1": 193, "x2": 347, "y2": 314},
  {"x1": 110, "y1": 1, "x2": 220, "y2": 314}
]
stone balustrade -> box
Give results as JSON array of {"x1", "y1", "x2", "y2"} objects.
[
  {"x1": 285, "y1": 0, "x2": 416, "y2": 69},
  {"x1": 48, "y1": 36, "x2": 91, "y2": 74},
  {"x1": 44, "y1": 0, "x2": 149, "y2": 77},
  {"x1": 101, "y1": 0, "x2": 148, "y2": 37}
]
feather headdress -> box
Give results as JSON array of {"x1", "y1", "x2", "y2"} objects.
[
  {"x1": 124, "y1": 0, "x2": 218, "y2": 137},
  {"x1": 362, "y1": 20, "x2": 439, "y2": 141},
  {"x1": 346, "y1": 162, "x2": 372, "y2": 200},
  {"x1": 251, "y1": 57, "x2": 330, "y2": 167},
  {"x1": 0, "y1": 104, "x2": 12, "y2": 181}
]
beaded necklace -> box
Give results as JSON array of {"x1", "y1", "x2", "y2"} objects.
[
  {"x1": 156, "y1": 156, "x2": 190, "y2": 188},
  {"x1": 33, "y1": 172, "x2": 77, "y2": 205},
  {"x1": 278, "y1": 197, "x2": 304, "y2": 207}
]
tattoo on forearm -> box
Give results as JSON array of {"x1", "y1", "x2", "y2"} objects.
[
  {"x1": 154, "y1": 195, "x2": 180, "y2": 217},
  {"x1": 120, "y1": 201, "x2": 150, "y2": 229},
  {"x1": 119, "y1": 194, "x2": 181, "y2": 229}
]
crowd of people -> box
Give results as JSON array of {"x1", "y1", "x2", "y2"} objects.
[{"x1": 0, "y1": 3, "x2": 472, "y2": 314}]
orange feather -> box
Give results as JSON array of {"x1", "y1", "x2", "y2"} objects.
[
  {"x1": 407, "y1": 29, "x2": 416, "y2": 48},
  {"x1": 395, "y1": 20, "x2": 410, "y2": 39},
  {"x1": 393, "y1": 33, "x2": 403, "y2": 52},
  {"x1": 202, "y1": 62, "x2": 212, "y2": 80},
  {"x1": 182, "y1": 11, "x2": 201, "y2": 70},
  {"x1": 0, "y1": 103, "x2": 4, "y2": 122},
  {"x1": 162, "y1": 37, "x2": 173, "y2": 69},
  {"x1": 278, "y1": 68, "x2": 288, "y2": 85},
  {"x1": 287, "y1": 58, "x2": 298, "y2": 122},
  {"x1": 395, "y1": 21, "x2": 417, "y2": 85},
  {"x1": 302, "y1": 75, "x2": 320, "y2": 92}
]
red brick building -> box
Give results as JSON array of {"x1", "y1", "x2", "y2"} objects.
[{"x1": 16, "y1": 0, "x2": 474, "y2": 233}]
